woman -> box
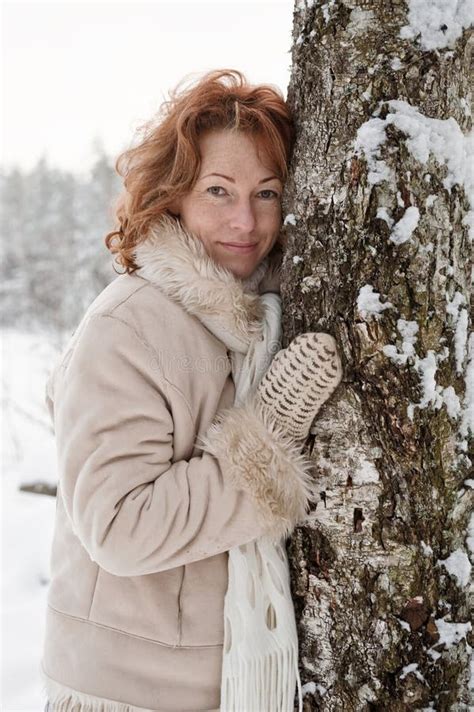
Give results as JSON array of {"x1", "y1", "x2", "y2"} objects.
[{"x1": 41, "y1": 69, "x2": 343, "y2": 712}]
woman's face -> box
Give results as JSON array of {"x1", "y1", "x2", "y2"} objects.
[{"x1": 171, "y1": 129, "x2": 283, "y2": 280}]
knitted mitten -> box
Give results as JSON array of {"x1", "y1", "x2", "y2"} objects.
[
  {"x1": 197, "y1": 332, "x2": 343, "y2": 541},
  {"x1": 253, "y1": 332, "x2": 343, "y2": 448}
]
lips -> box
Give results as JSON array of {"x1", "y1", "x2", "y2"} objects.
[{"x1": 219, "y1": 242, "x2": 258, "y2": 254}]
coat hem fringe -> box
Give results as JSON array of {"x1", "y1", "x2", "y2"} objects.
[{"x1": 41, "y1": 666, "x2": 158, "y2": 712}]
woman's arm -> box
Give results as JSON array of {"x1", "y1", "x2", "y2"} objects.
[{"x1": 48, "y1": 313, "x2": 313, "y2": 577}]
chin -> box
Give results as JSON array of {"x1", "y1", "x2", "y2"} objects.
[
  {"x1": 210, "y1": 245, "x2": 266, "y2": 280},
  {"x1": 225, "y1": 261, "x2": 258, "y2": 280}
]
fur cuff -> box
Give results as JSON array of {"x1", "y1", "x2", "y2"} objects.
[{"x1": 196, "y1": 393, "x2": 317, "y2": 542}]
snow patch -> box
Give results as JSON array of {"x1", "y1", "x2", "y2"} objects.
[
  {"x1": 407, "y1": 350, "x2": 448, "y2": 420},
  {"x1": 415, "y1": 351, "x2": 443, "y2": 409},
  {"x1": 354, "y1": 100, "x2": 474, "y2": 241},
  {"x1": 383, "y1": 319, "x2": 418, "y2": 366},
  {"x1": 302, "y1": 679, "x2": 327, "y2": 697},
  {"x1": 354, "y1": 118, "x2": 394, "y2": 185},
  {"x1": 295, "y1": 0, "x2": 316, "y2": 10},
  {"x1": 376, "y1": 207, "x2": 394, "y2": 228},
  {"x1": 321, "y1": 0, "x2": 335, "y2": 22},
  {"x1": 445, "y1": 291, "x2": 468, "y2": 375},
  {"x1": 400, "y1": 0, "x2": 474, "y2": 51},
  {"x1": 396, "y1": 617, "x2": 412, "y2": 632},
  {"x1": 390, "y1": 206, "x2": 420, "y2": 244},
  {"x1": 427, "y1": 647, "x2": 442, "y2": 661},
  {"x1": 399, "y1": 662, "x2": 426, "y2": 683},
  {"x1": 441, "y1": 385, "x2": 462, "y2": 419},
  {"x1": 420, "y1": 540, "x2": 433, "y2": 556},
  {"x1": 438, "y1": 548, "x2": 472, "y2": 587},
  {"x1": 435, "y1": 617, "x2": 472, "y2": 647},
  {"x1": 356, "y1": 284, "x2": 394, "y2": 320}
]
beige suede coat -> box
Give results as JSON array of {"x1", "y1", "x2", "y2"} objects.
[{"x1": 41, "y1": 216, "x2": 313, "y2": 712}]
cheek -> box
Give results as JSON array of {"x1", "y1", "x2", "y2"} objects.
[
  {"x1": 180, "y1": 197, "x2": 216, "y2": 231},
  {"x1": 258, "y1": 205, "x2": 282, "y2": 234},
  {"x1": 187, "y1": 195, "x2": 225, "y2": 221},
  {"x1": 180, "y1": 202, "x2": 227, "y2": 252}
]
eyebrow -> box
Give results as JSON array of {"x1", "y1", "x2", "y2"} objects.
[{"x1": 200, "y1": 172, "x2": 281, "y2": 184}]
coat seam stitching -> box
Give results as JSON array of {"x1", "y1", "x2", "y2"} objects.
[
  {"x1": 106, "y1": 279, "x2": 150, "y2": 314},
  {"x1": 176, "y1": 565, "x2": 186, "y2": 646},
  {"x1": 47, "y1": 603, "x2": 223, "y2": 649},
  {"x1": 89, "y1": 313, "x2": 196, "y2": 426},
  {"x1": 86, "y1": 564, "x2": 100, "y2": 621}
]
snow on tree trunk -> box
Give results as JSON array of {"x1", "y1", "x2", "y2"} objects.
[{"x1": 282, "y1": 2, "x2": 473, "y2": 710}]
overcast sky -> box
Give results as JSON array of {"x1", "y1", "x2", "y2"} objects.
[{"x1": 2, "y1": 0, "x2": 295, "y2": 175}]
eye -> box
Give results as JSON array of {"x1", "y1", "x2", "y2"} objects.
[
  {"x1": 258, "y1": 189, "x2": 279, "y2": 200},
  {"x1": 207, "y1": 186, "x2": 226, "y2": 196}
]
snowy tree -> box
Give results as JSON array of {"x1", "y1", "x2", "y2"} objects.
[
  {"x1": 0, "y1": 150, "x2": 120, "y2": 336},
  {"x1": 24, "y1": 157, "x2": 79, "y2": 332},
  {"x1": 282, "y1": 1, "x2": 473, "y2": 709},
  {"x1": 0, "y1": 167, "x2": 30, "y2": 321},
  {"x1": 74, "y1": 141, "x2": 122, "y2": 316}
]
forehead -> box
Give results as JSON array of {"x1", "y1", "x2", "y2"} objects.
[{"x1": 198, "y1": 129, "x2": 277, "y2": 175}]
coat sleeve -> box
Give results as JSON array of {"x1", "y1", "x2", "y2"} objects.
[{"x1": 49, "y1": 313, "x2": 315, "y2": 577}]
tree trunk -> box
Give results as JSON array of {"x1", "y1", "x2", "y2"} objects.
[{"x1": 282, "y1": 2, "x2": 473, "y2": 710}]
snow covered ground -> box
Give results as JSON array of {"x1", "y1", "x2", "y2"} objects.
[{"x1": 1, "y1": 328, "x2": 63, "y2": 711}]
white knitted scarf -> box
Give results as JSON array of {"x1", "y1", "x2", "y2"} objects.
[{"x1": 216, "y1": 293, "x2": 303, "y2": 712}]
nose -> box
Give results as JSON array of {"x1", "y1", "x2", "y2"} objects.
[{"x1": 228, "y1": 197, "x2": 256, "y2": 234}]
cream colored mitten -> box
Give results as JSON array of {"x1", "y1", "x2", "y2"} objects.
[{"x1": 253, "y1": 332, "x2": 343, "y2": 448}]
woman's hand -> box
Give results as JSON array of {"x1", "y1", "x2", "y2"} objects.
[
  {"x1": 253, "y1": 332, "x2": 343, "y2": 449},
  {"x1": 197, "y1": 332, "x2": 343, "y2": 541}
]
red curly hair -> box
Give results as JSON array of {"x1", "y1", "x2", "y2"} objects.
[{"x1": 105, "y1": 69, "x2": 295, "y2": 273}]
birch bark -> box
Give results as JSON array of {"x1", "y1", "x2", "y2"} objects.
[{"x1": 283, "y1": 2, "x2": 473, "y2": 709}]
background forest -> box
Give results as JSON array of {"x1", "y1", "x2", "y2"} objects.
[
  {"x1": 1, "y1": 148, "x2": 122, "y2": 709},
  {"x1": 1, "y1": 150, "x2": 121, "y2": 336}
]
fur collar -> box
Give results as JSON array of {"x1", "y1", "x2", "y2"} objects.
[{"x1": 133, "y1": 214, "x2": 282, "y2": 353}]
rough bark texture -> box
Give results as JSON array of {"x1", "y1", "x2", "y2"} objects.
[{"x1": 282, "y1": 2, "x2": 473, "y2": 710}]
